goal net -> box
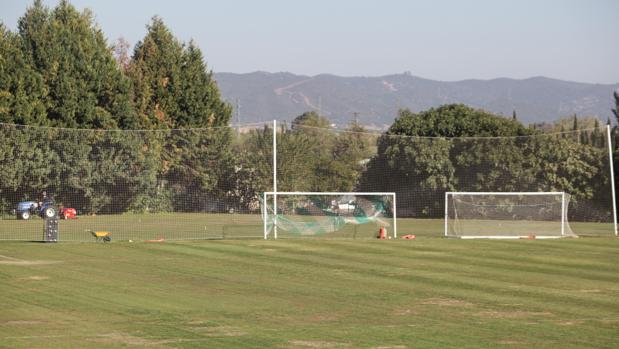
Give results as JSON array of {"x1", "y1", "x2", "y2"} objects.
[
  {"x1": 262, "y1": 192, "x2": 396, "y2": 239},
  {"x1": 445, "y1": 192, "x2": 577, "y2": 238}
]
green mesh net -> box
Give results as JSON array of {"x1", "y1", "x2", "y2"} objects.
[{"x1": 262, "y1": 193, "x2": 395, "y2": 238}]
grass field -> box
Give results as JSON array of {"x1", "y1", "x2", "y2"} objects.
[
  {"x1": 1, "y1": 237, "x2": 618, "y2": 348},
  {"x1": 0, "y1": 213, "x2": 615, "y2": 242}
]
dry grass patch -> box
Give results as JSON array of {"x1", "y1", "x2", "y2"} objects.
[
  {"x1": 287, "y1": 340, "x2": 351, "y2": 348},
  {"x1": 420, "y1": 298, "x2": 473, "y2": 307},
  {"x1": 578, "y1": 289, "x2": 602, "y2": 293},
  {"x1": 2, "y1": 320, "x2": 45, "y2": 325},
  {"x1": 0, "y1": 260, "x2": 60, "y2": 266},
  {"x1": 191, "y1": 325, "x2": 246, "y2": 337},
  {"x1": 392, "y1": 308, "x2": 418, "y2": 316},
  {"x1": 22, "y1": 275, "x2": 50, "y2": 281},
  {"x1": 310, "y1": 313, "x2": 340, "y2": 322},
  {"x1": 556, "y1": 320, "x2": 584, "y2": 326},
  {"x1": 497, "y1": 339, "x2": 524, "y2": 346},
  {"x1": 89, "y1": 332, "x2": 178, "y2": 348},
  {"x1": 474, "y1": 311, "x2": 552, "y2": 319}
]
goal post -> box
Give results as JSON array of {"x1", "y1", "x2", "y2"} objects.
[
  {"x1": 445, "y1": 192, "x2": 576, "y2": 239},
  {"x1": 263, "y1": 192, "x2": 397, "y2": 239}
]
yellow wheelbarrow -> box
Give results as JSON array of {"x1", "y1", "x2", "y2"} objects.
[{"x1": 86, "y1": 229, "x2": 111, "y2": 242}]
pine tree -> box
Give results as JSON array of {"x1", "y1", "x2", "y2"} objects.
[
  {"x1": 612, "y1": 90, "x2": 619, "y2": 124},
  {"x1": 128, "y1": 17, "x2": 234, "y2": 209},
  {"x1": 128, "y1": 16, "x2": 184, "y2": 128},
  {"x1": 17, "y1": 0, "x2": 134, "y2": 128},
  {"x1": 0, "y1": 24, "x2": 47, "y2": 124},
  {"x1": 177, "y1": 41, "x2": 232, "y2": 127},
  {"x1": 572, "y1": 114, "x2": 578, "y2": 131}
]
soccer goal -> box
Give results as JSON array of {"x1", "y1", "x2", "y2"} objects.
[
  {"x1": 445, "y1": 192, "x2": 577, "y2": 239},
  {"x1": 262, "y1": 192, "x2": 397, "y2": 239}
]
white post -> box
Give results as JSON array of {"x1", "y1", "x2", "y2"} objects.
[
  {"x1": 392, "y1": 193, "x2": 397, "y2": 238},
  {"x1": 444, "y1": 192, "x2": 449, "y2": 237},
  {"x1": 273, "y1": 120, "x2": 278, "y2": 239},
  {"x1": 607, "y1": 125, "x2": 618, "y2": 236},
  {"x1": 561, "y1": 192, "x2": 566, "y2": 236},
  {"x1": 263, "y1": 191, "x2": 268, "y2": 239}
]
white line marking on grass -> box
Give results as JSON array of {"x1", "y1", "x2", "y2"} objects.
[
  {"x1": 0, "y1": 334, "x2": 215, "y2": 342},
  {"x1": 0, "y1": 254, "x2": 22, "y2": 261}
]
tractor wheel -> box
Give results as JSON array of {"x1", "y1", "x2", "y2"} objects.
[
  {"x1": 20, "y1": 211, "x2": 30, "y2": 220},
  {"x1": 43, "y1": 207, "x2": 56, "y2": 218}
]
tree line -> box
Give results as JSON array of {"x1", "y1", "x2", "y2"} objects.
[{"x1": 0, "y1": 1, "x2": 616, "y2": 222}]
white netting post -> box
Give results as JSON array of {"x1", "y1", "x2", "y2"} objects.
[
  {"x1": 607, "y1": 125, "x2": 618, "y2": 236},
  {"x1": 561, "y1": 192, "x2": 566, "y2": 236},
  {"x1": 263, "y1": 191, "x2": 268, "y2": 240},
  {"x1": 273, "y1": 119, "x2": 278, "y2": 239},
  {"x1": 392, "y1": 193, "x2": 397, "y2": 238}
]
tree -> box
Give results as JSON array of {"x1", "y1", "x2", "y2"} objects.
[
  {"x1": 128, "y1": 16, "x2": 184, "y2": 129},
  {"x1": 357, "y1": 104, "x2": 609, "y2": 218},
  {"x1": 0, "y1": 23, "x2": 47, "y2": 125},
  {"x1": 612, "y1": 90, "x2": 619, "y2": 123},
  {"x1": 128, "y1": 17, "x2": 234, "y2": 211},
  {"x1": 326, "y1": 121, "x2": 372, "y2": 192},
  {"x1": 17, "y1": 0, "x2": 135, "y2": 128},
  {"x1": 128, "y1": 18, "x2": 232, "y2": 129},
  {"x1": 177, "y1": 41, "x2": 232, "y2": 127},
  {"x1": 288, "y1": 111, "x2": 337, "y2": 191},
  {"x1": 572, "y1": 114, "x2": 579, "y2": 131},
  {"x1": 385, "y1": 104, "x2": 531, "y2": 138}
]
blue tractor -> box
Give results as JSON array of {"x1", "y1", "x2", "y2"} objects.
[{"x1": 16, "y1": 198, "x2": 57, "y2": 220}]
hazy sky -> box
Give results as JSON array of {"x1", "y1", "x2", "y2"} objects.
[{"x1": 1, "y1": 0, "x2": 618, "y2": 83}]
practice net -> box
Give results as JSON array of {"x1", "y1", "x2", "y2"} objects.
[
  {"x1": 0, "y1": 122, "x2": 274, "y2": 241},
  {"x1": 262, "y1": 192, "x2": 396, "y2": 239},
  {"x1": 445, "y1": 192, "x2": 576, "y2": 238},
  {"x1": 0, "y1": 121, "x2": 615, "y2": 241},
  {"x1": 278, "y1": 123, "x2": 615, "y2": 238}
]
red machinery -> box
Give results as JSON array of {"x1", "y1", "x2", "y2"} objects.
[{"x1": 60, "y1": 207, "x2": 77, "y2": 219}]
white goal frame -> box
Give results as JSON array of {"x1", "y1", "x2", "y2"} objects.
[
  {"x1": 263, "y1": 191, "x2": 397, "y2": 239},
  {"x1": 444, "y1": 191, "x2": 570, "y2": 239}
]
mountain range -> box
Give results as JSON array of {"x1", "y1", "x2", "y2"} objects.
[{"x1": 214, "y1": 71, "x2": 619, "y2": 129}]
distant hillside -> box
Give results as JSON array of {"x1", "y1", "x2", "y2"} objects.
[{"x1": 214, "y1": 71, "x2": 619, "y2": 128}]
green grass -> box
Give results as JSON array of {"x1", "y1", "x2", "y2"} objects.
[
  {"x1": 0, "y1": 213, "x2": 614, "y2": 242},
  {"x1": 0, "y1": 213, "x2": 266, "y2": 241},
  {"x1": 1, "y1": 237, "x2": 618, "y2": 348}
]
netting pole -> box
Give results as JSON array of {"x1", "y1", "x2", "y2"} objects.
[
  {"x1": 444, "y1": 192, "x2": 449, "y2": 237},
  {"x1": 273, "y1": 120, "x2": 278, "y2": 239},
  {"x1": 263, "y1": 191, "x2": 267, "y2": 240},
  {"x1": 607, "y1": 125, "x2": 618, "y2": 236},
  {"x1": 561, "y1": 192, "x2": 566, "y2": 236},
  {"x1": 393, "y1": 193, "x2": 397, "y2": 238}
]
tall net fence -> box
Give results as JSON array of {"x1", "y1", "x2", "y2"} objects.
[
  {"x1": 0, "y1": 122, "x2": 273, "y2": 241},
  {"x1": 0, "y1": 122, "x2": 615, "y2": 241},
  {"x1": 277, "y1": 124, "x2": 615, "y2": 237}
]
